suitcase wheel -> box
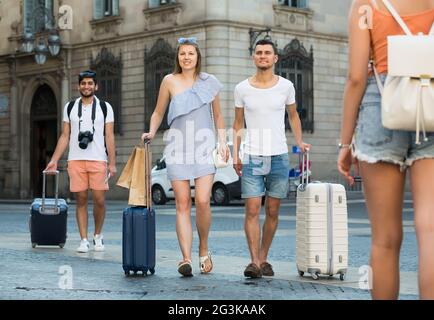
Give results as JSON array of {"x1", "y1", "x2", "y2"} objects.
[
  {"x1": 339, "y1": 273, "x2": 345, "y2": 281},
  {"x1": 298, "y1": 270, "x2": 304, "y2": 277},
  {"x1": 32, "y1": 243, "x2": 37, "y2": 248},
  {"x1": 59, "y1": 243, "x2": 65, "y2": 248},
  {"x1": 311, "y1": 272, "x2": 319, "y2": 280},
  {"x1": 124, "y1": 270, "x2": 130, "y2": 276},
  {"x1": 150, "y1": 268, "x2": 155, "y2": 275}
]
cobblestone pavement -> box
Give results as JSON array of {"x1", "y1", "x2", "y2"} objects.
[{"x1": 0, "y1": 195, "x2": 419, "y2": 301}]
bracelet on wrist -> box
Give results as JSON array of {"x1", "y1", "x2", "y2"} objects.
[{"x1": 338, "y1": 143, "x2": 352, "y2": 149}]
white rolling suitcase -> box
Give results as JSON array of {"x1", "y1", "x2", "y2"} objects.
[{"x1": 296, "y1": 152, "x2": 348, "y2": 280}]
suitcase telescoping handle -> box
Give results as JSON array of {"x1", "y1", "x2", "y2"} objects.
[
  {"x1": 300, "y1": 150, "x2": 310, "y2": 190},
  {"x1": 142, "y1": 138, "x2": 152, "y2": 209},
  {"x1": 41, "y1": 170, "x2": 59, "y2": 214}
]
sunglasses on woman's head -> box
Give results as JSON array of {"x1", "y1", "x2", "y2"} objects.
[{"x1": 178, "y1": 37, "x2": 197, "y2": 44}]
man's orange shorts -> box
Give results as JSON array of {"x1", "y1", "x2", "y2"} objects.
[{"x1": 67, "y1": 160, "x2": 109, "y2": 192}]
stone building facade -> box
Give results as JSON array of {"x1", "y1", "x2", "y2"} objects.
[{"x1": 0, "y1": 0, "x2": 351, "y2": 199}]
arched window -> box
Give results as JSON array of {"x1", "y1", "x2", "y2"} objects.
[
  {"x1": 276, "y1": 39, "x2": 314, "y2": 133},
  {"x1": 144, "y1": 39, "x2": 175, "y2": 131},
  {"x1": 91, "y1": 48, "x2": 123, "y2": 134}
]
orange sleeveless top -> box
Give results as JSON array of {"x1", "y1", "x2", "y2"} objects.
[{"x1": 370, "y1": 5, "x2": 434, "y2": 74}]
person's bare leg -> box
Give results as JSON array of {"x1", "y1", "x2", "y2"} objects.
[
  {"x1": 194, "y1": 174, "x2": 214, "y2": 272},
  {"x1": 172, "y1": 180, "x2": 193, "y2": 263},
  {"x1": 75, "y1": 191, "x2": 89, "y2": 240},
  {"x1": 92, "y1": 190, "x2": 106, "y2": 236},
  {"x1": 245, "y1": 197, "x2": 262, "y2": 268},
  {"x1": 409, "y1": 159, "x2": 434, "y2": 299},
  {"x1": 259, "y1": 196, "x2": 281, "y2": 264},
  {"x1": 360, "y1": 161, "x2": 405, "y2": 299}
]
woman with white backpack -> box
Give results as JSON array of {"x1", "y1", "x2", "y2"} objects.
[{"x1": 338, "y1": 0, "x2": 434, "y2": 299}]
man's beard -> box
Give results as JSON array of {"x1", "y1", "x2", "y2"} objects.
[
  {"x1": 80, "y1": 91, "x2": 94, "y2": 98},
  {"x1": 258, "y1": 65, "x2": 272, "y2": 71}
]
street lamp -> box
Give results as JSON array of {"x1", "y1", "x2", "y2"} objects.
[
  {"x1": 22, "y1": 31, "x2": 35, "y2": 53},
  {"x1": 47, "y1": 32, "x2": 61, "y2": 56},
  {"x1": 34, "y1": 38, "x2": 49, "y2": 65},
  {"x1": 22, "y1": 29, "x2": 61, "y2": 65},
  {"x1": 21, "y1": 2, "x2": 61, "y2": 65},
  {"x1": 248, "y1": 28, "x2": 275, "y2": 56}
]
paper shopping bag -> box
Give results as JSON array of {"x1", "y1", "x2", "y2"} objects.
[
  {"x1": 128, "y1": 147, "x2": 146, "y2": 206},
  {"x1": 116, "y1": 147, "x2": 136, "y2": 189}
]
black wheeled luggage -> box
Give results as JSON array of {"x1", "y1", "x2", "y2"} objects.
[{"x1": 29, "y1": 170, "x2": 68, "y2": 248}]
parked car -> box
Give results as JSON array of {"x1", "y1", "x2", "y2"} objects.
[{"x1": 151, "y1": 142, "x2": 244, "y2": 205}]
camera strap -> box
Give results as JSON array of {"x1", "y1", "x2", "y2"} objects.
[{"x1": 78, "y1": 98, "x2": 96, "y2": 135}]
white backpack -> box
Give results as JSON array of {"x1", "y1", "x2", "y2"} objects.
[{"x1": 372, "y1": 0, "x2": 434, "y2": 144}]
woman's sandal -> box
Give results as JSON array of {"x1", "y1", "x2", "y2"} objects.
[
  {"x1": 178, "y1": 259, "x2": 193, "y2": 277},
  {"x1": 199, "y1": 251, "x2": 213, "y2": 274}
]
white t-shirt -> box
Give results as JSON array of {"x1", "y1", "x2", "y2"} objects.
[
  {"x1": 63, "y1": 96, "x2": 114, "y2": 161},
  {"x1": 234, "y1": 76, "x2": 296, "y2": 156}
]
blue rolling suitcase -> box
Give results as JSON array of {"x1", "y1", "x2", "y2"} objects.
[
  {"x1": 30, "y1": 171, "x2": 68, "y2": 248},
  {"x1": 122, "y1": 141, "x2": 156, "y2": 276},
  {"x1": 122, "y1": 207, "x2": 156, "y2": 276}
]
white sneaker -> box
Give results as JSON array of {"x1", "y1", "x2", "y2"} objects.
[
  {"x1": 76, "y1": 239, "x2": 90, "y2": 253},
  {"x1": 93, "y1": 234, "x2": 105, "y2": 252}
]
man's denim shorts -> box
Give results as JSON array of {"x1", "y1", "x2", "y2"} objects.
[
  {"x1": 354, "y1": 75, "x2": 434, "y2": 170},
  {"x1": 241, "y1": 153, "x2": 290, "y2": 199}
]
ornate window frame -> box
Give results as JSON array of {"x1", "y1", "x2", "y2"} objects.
[
  {"x1": 143, "y1": 2, "x2": 183, "y2": 31},
  {"x1": 276, "y1": 39, "x2": 314, "y2": 133},
  {"x1": 144, "y1": 39, "x2": 175, "y2": 132},
  {"x1": 90, "y1": 0, "x2": 123, "y2": 38},
  {"x1": 273, "y1": 2, "x2": 313, "y2": 31},
  {"x1": 91, "y1": 48, "x2": 123, "y2": 135}
]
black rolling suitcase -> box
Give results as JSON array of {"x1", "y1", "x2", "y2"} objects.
[
  {"x1": 122, "y1": 141, "x2": 156, "y2": 276},
  {"x1": 29, "y1": 170, "x2": 68, "y2": 248}
]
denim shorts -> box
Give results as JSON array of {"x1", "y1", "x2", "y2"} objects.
[
  {"x1": 354, "y1": 75, "x2": 434, "y2": 170},
  {"x1": 241, "y1": 153, "x2": 290, "y2": 199}
]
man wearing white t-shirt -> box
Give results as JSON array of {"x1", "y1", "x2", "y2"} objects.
[
  {"x1": 45, "y1": 70, "x2": 117, "y2": 253},
  {"x1": 233, "y1": 40, "x2": 310, "y2": 278}
]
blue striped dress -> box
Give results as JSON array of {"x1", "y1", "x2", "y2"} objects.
[{"x1": 164, "y1": 72, "x2": 223, "y2": 181}]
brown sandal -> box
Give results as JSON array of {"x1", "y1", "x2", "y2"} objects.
[
  {"x1": 178, "y1": 259, "x2": 193, "y2": 277},
  {"x1": 244, "y1": 263, "x2": 262, "y2": 278},
  {"x1": 260, "y1": 262, "x2": 274, "y2": 276}
]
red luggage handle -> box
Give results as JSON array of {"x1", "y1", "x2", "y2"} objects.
[{"x1": 41, "y1": 170, "x2": 60, "y2": 214}]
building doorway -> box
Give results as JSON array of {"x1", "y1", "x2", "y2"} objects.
[{"x1": 30, "y1": 85, "x2": 58, "y2": 198}]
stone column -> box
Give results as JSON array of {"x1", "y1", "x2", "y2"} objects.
[
  {"x1": 59, "y1": 48, "x2": 71, "y2": 200},
  {"x1": 61, "y1": 66, "x2": 70, "y2": 106},
  {"x1": 7, "y1": 58, "x2": 20, "y2": 197},
  {"x1": 7, "y1": 59, "x2": 18, "y2": 162}
]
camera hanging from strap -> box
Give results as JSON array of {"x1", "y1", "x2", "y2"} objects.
[{"x1": 78, "y1": 98, "x2": 97, "y2": 135}]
